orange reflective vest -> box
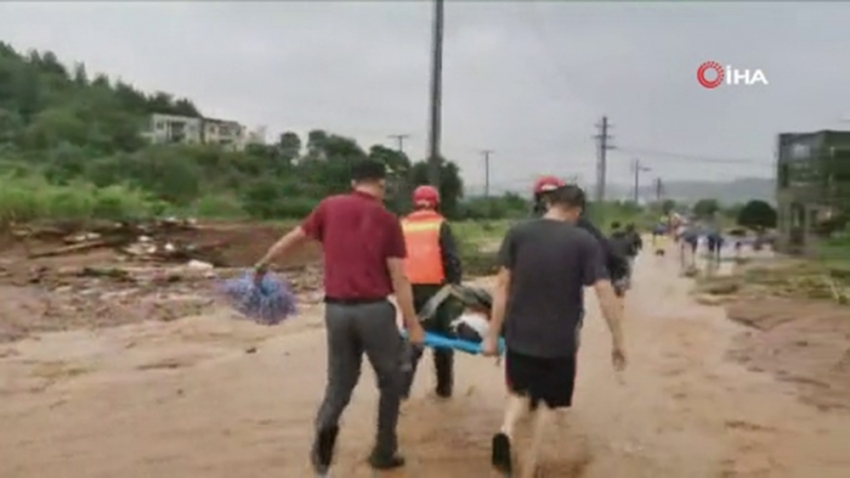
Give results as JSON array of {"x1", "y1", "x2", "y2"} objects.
[{"x1": 401, "y1": 209, "x2": 446, "y2": 285}]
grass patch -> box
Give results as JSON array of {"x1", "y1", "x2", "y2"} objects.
[
  {"x1": 452, "y1": 219, "x2": 513, "y2": 277},
  {"x1": 0, "y1": 174, "x2": 165, "y2": 226}
]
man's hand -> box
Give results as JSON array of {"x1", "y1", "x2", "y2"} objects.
[
  {"x1": 611, "y1": 344, "x2": 627, "y2": 371},
  {"x1": 594, "y1": 279, "x2": 627, "y2": 372},
  {"x1": 406, "y1": 322, "x2": 426, "y2": 346},
  {"x1": 481, "y1": 333, "x2": 499, "y2": 357},
  {"x1": 252, "y1": 263, "x2": 267, "y2": 285}
]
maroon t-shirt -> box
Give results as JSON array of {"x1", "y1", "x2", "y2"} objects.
[{"x1": 301, "y1": 191, "x2": 406, "y2": 300}]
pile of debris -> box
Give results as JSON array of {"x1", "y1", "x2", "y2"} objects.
[
  {"x1": 12, "y1": 217, "x2": 232, "y2": 266},
  {"x1": 693, "y1": 261, "x2": 850, "y2": 305}
]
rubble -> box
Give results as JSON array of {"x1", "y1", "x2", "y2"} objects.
[
  {"x1": 693, "y1": 259, "x2": 850, "y2": 306},
  {"x1": 0, "y1": 219, "x2": 325, "y2": 342}
]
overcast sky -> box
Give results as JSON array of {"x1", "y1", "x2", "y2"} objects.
[{"x1": 2, "y1": 1, "x2": 849, "y2": 192}]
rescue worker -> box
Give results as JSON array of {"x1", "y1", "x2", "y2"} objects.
[{"x1": 399, "y1": 185, "x2": 463, "y2": 399}]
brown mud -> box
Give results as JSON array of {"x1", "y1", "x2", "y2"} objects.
[{"x1": 0, "y1": 231, "x2": 848, "y2": 477}]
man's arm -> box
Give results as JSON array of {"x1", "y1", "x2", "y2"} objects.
[
  {"x1": 438, "y1": 222, "x2": 463, "y2": 284},
  {"x1": 487, "y1": 228, "x2": 516, "y2": 341},
  {"x1": 488, "y1": 267, "x2": 510, "y2": 340},
  {"x1": 384, "y1": 216, "x2": 419, "y2": 331},
  {"x1": 580, "y1": 236, "x2": 625, "y2": 352},
  {"x1": 254, "y1": 227, "x2": 309, "y2": 270},
  {"x1": 387, "y1": 258, "x2": 418, "y2": 330},
  {"x1": 255, "y1": 201, "x2": 325, "y2": 270}
]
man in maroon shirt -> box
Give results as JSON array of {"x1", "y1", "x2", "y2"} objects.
[{"x1": 253, "y1": 159, "x2": 425, "y2": 475}]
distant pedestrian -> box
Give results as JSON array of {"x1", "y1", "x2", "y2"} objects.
[
  {"x1": 252, "y1": 159, "x2": 426, "y2": 475},
  {"x1": 706, "y1": 231, "x2": 724, "y2": 263},
  {"x1": 679, "y1": 226, "x2": 699, "y2": 271}
]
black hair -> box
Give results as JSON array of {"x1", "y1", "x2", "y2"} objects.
[
  {"x1": 546, "y1": 184, "x2": 586, "y2": 210},
  {"x1": 350, "y1": 159, "x2": 387, "y2": 182},
  {"x1": 611, "y1": 221, "x2": 621, "y2": 230}
]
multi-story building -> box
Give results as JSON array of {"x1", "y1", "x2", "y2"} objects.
[
  {"x1": 142, "y1": 113, "x2": 203, "y2": 145},
  {"x1": 143, "y1": 113, "x2": 265, "y2": 151},
  {"x1": 201, "y1": 117, "x2": 245, "y2": 149},
  {"x1": 775, "y1": 130, "x2": 850, "y2": 254}
]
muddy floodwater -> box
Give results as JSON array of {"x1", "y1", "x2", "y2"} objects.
[{"x1": 1, "y1": 249, "x2": 849, "y2": 477}]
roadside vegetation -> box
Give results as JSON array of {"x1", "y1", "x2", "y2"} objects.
[{"x1": 3, "y1": 41, "x2": 846, "y2": 286}]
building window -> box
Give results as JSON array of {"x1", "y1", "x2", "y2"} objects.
[
  {"x1": 155, "y1": 121, "x2": 165, "y2": 130},
  {"x1": 778, "y1": 163, "x2": 790, "y2": 188}
]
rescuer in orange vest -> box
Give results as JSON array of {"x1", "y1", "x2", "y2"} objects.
[{"x1": 400, "y1": 185, "x2": 463, "y2": 399}]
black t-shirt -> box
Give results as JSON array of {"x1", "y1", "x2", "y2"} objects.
[
  {"x1": 609, "y1": 231, "x2": 635, "y2": 258},
  {"x1": 498, "y1": 219, "x2": 608, "y2": 358}
]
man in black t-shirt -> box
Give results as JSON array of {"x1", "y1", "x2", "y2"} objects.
[
  {"x1": 482, "y1": 185, "x2": 627, "y2": 477},
  {"x1": 608, "y1": 221, "x2": 637, "y2": 297}
]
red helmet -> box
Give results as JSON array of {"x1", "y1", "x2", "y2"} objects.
[
  {"x1": 412, "y1": 185, "x2": 440, "y2": 206},
  {"x1": 533, "y1": 175, "x2": 565, "y2": 195}
]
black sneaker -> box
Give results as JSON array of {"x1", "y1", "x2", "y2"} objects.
[
  {"x1": 311, "y1": 426, "x2": 339, "y2": 474},
  {"x1": 491, "y1": 432, "x2": 512, "y2": 473},
  {"x1": 368, "y1": 450, "x2": 406, "y2": 470}
]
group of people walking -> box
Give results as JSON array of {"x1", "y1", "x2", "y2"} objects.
[{"x1": 251, "y1": 159, "x2": 633, "y2": 476}]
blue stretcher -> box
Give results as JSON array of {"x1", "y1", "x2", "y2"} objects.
[{"x1": 402, "y1": 331, "x2": 505, "y2": 355}]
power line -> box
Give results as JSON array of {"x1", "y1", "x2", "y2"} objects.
[
  {"x1": 594, "y1": 116, "x2": 615, "y2": 202},
  {"x1": 480, "y1": 149, "x2": 494, "y2": 197},
  {"x1": 616, "y1": 146, "x2": 771, "y2": 166},
  {"x1": 631, "y1": 158, "x2": 651, "y2": 203},
  {"x1": 388, "y1": 134, "x2": 410, "y2": 153},
  {"x1": 427, "y1": 0, "x2": 445, "y2": 188}
]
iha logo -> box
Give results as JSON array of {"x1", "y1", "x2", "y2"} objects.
[{"x1": 696, "y1": 61, "x2": 768, "y2": 89}]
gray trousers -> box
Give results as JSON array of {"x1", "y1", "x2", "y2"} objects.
[{"x1": 314, "y1": 300, "x2": 403, "y2": 456}]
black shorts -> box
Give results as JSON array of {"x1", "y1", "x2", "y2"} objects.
[{"x1": 505, "y1": 349, "x2": 577, "y2": 409}]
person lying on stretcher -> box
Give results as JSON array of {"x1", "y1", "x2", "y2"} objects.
[{"x1": 450, "y1": 296, "x2": 504, "y2": 343}]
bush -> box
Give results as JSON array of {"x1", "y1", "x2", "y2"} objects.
[
  {"x1": 0, "y1": 173, "x2": 160, "y2": 225},
  {"x1": 191, "y1": 194, "x2": 246, "y2": 219}
]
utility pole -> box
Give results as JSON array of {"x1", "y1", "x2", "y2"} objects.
[
  {"x1": 655, "y1": 177, "x2": 664, "y2": 202},
  {"x1": 631, "y1": 159, "x2": 651, "y2": 204},
  {"x1": 481, "y1": 149, "x2": 493, "y2": 197},
  {"x1": 388, "y1": 134, "x2": 410, "y2": 153},
  {"x1": 426, "y1": 0, "x2": 445, "y2": 188},
  {"x1": 594, "y1": 116, "x2": 615, "y2": 203}
]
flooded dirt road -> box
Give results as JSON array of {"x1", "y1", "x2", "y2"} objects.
[{"x1": 1, "y1": 250, "x2": 849, "y2": 478}]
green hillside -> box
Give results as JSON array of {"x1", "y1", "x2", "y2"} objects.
[{"x1": 0, "y1": 42, "x2": 500, "y2": 223}]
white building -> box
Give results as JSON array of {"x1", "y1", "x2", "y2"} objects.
[
  {"x1": 143, "y1": 113, "x2": 264, "y2": 151},
  {"x1": 142, "y1": 113, "x2": 203, "y2": 145},
  {"x1": 202, "y1": 117, "x2": 245, "y2": 149}
]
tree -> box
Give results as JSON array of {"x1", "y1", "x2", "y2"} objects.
[
  {"x1": 692, "y1": 198, "x2": 720, "y2": 219},
  {"x1": 736, "y1": 200, "x2": 777, "y2": 230},
  {"x1": 0, "y1": 42, "x2": 525, "y2": 223},
  {"x1": 277, "y1": 131, "x2": 301, "y2": 163},
  {"x1": 661, "y1": 199, "x2": 676, "y2": 215},
  {"x1": 72, "y1": 63, "x2": 89, "y2": 86}
]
